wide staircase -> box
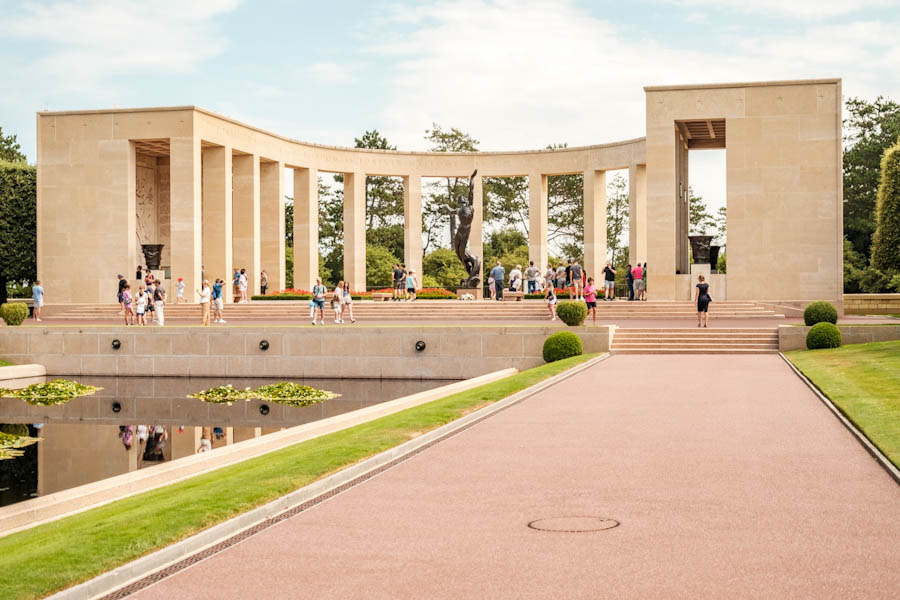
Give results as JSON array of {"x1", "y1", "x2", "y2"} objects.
[
  {"x1": 40, "y1": 300, "x2": 783, "y2": 323},
  {"x1": 610, "y1": 327, "x2": 780, "y2": 354}
]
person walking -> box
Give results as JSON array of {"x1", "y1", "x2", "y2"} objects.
[
  {"x1": 392, "y1": 263, "x2": 404, "y2": 301},
  {"x1": 571, "y1": 259, "x2": 584, "y2": 300},
  {"x1": 198, "y1": 280, "x2": 211, "y2": 325},
  {"x1": 488, "y1": 273, "x2": 496, "y2": 300},
  {"x1": 490, "y1": 260, "x2": 505, "y2": 301},
  {"x1": 311, "y1": 277, "x2": 327, "y2": 325},
  {"x1": 260, "y1": 270, "x2": 268, "y2": 296},
  {"x1": 211, "y1": 279, "x2": 225, "y2": 323},
  {"x1": 406, "y1": 269, "x2": 418, "y2": 302},
  {"x1": 117, "y1": 274, "x2": 127, "y2": 314},
  {"x1": 32, "y1": 280, "x2": 44, "y2": 322},
  {"x1": 342, "y1": 281, "x2": 356, "y2": 324},
  {"x1": 152, "y1": 280, "x2": 166, "y2": 326},
  {"x1": 584, "y1": 277, "x2": 598, "y2": 324},
  {"x1": 641, "y1": 263, "x2": 648, "y2": 301},
  {"x1": 122, "y1": 284, "x2": 134, "y2": 325},
  {"x1": 625, "y1": 263, "x2": 634, "y2": 301},
  {"x1": 525, "y1": 261, "x2": 538, "y2": 294},
  {"x1": 544, "y1": 284, "x2": 558, "y2": 321},
  {"x1": 631, "y1": 262, "x2": 644, "y2": 302},
  {"x1": 602, "y1": 262, "x2": 616, "y2": 301},
  {"x1": 695, "y1": 274, "x2": 711, "y2": 327}
]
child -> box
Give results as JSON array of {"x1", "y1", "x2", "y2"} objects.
[
  {"x1": 583, "y1": 277, "x2": 598, "y2": 325},
  {"x1": 135, "y1": 285, "x2": 147, "y2": 325},
  {"x1": 545, "y1": 285, "x2": 558, "y2": 321},
  {"x1": 176, "y1": 277, "x2": 185, "y2": 304},
  {"x1": 122, "y1": 284, "x2": 134, "y2": 325},
  {"x1": 332, "y1": 281, "x2": 344, "y2": 323},
  {"x1": 406, "y1": 269, "x2": 418, "y2": 302}
]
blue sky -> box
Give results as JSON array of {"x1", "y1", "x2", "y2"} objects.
[{"x1": 3, "y1": 0, "x2": 900, "y2": 218}]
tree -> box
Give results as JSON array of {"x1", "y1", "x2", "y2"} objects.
[
  {"x1": 353, "y1": 130, "x2": 405, "y2": 240},
  {"x1": 483, "y1": 176, "x2": 529, "y2": 234},
  {"x1": 606, "y1": 173, "x2": 629, "y2": 265},
  {"x1": 0, "y1": 161, "x2": 37, "y2": 304},
  {"x1": 713, "y1": 206, "x2": 727, "y2": 245},
  {"x1": 843, "y1": 97, "x2": 900, "y2": 259},
  {"x1": 871, "y1": 140, "x2": 900, "y2": 273},
  {"x1": 0, "y1": 128, "x2": 26, "y2": 163},
  {"x1": 422, "y1": 124, "x2": 479, "y2": 254},
  {"x1": 365, "y1": 245, "x2": 399, "y2": 289},
  {"x1": 546, "y1": 145, "x2": 584, "y2": 253},
  {"x1": 317, "y1": 177, "x2": 344, "y2": 282},
  {"x1": 423, "y1": 247, "x2": 469, "y2": 288},
  {"x1": 688, "y1": 188, "x2": 716, "y2": 235}
]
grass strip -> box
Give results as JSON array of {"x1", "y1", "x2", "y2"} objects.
[
  {"x1": 0, "y1": 359, "x2": 13, "y2": 367},
  {"x1": 0, "y1": 354, "x2": 596, "y2": 600},
  {"x1": 785, "y1": 341, "x2": 900, "y2": 469}
]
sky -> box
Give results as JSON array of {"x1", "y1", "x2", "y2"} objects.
[{"x1": 2, "y1": 0, "x2": 900, "y2": 228}]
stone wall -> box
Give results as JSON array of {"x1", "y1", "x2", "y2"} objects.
[
  {"x1": 843, "y1": 294, "x2": 900, "y2": 315},
  {"x1": 0, "y1": 326, "x2": 611, "y2": 379},
  {"x1": 778, "y1": 324, "x2": 900, "y2": 351}
]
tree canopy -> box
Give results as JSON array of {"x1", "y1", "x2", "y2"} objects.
[
  {"x1": 0, "y1": 128, "x2": 27, "y2": 163},
  {"x1": 0, "y1": 161, "x2": 37, "y2": 304}
]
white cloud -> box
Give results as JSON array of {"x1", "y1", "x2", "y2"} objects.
[
  {"x1": 305, "y1": 61, "x2": 358, "y2": 84},
  {"x1": 0, "y1": 0, "x2": 240, "y2": 91},
  {"x1": 666, "y1": 0, "x2": 898, "y2": 19}
]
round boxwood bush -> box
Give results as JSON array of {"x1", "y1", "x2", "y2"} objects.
[
  {"x1": 556, "y1": 300, "x2": 587, "y2": 326},
  {"x1": 803, "y1": 301, "x2": 838, "y2": 326},
  {"x1": 0, "y1": 303, "x2": 28, "y2": 326},
  {"x1": 542, "y1": 331, "x2": 583, "y2": 363},
  {"x1": 806, "y1": 322, "x2": 842, "y2": 350}
]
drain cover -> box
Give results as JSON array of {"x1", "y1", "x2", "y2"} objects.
[{"x1": 528, "y1": 516, "x2": 619, "y2": 532}]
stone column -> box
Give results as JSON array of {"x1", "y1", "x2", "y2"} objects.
[
  {"x1": 293, "y1": 167, "x2": 318, "y2": 291},
  {"x1": 528, "y1": 172, "x2": 548, "y2": 272},
  {"x1": 343, "y1": 171, "x2": 366, "y2": 288},
  {"x1": 233, "y1": 153, "x2": 261, "y2": 296},
  {"x1": 472, "y1": 174, "x2": 484, "y2": 284},
  {"x1": 583, "y1": 170, "x2": 607, "y2": 281},
  {"x1": 260, "y1": 160, "x2": 285, "y2": 293},
  {"x1": 169, "y1": 136, "x2": 202, "y2": 301},
  {"x1": 201, "y1": 145, "x2": 233, "y2": 302},
  {"x1": 629, "y1": 164, "x2": 648, "y2": 265},
  {"x1": 403, "y1": 174, "x2": 423, "y2": 289}
]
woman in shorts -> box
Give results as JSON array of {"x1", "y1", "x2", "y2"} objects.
[
  {"x1": 332, "y1": 281, "x2": 344, "y2": 323},
  {"x1": 122, "y1": 284, "x2": 134, "y2": 325},
  {"x1": 311, "y1": 278, "x2": 326, "y2": 325},
  {"x1": 544, "y1": 285, "x2": 558, "y2": 321},
  {"x1": 342, "y1": 281, "x2": 356, "y2": 324},
  {"x1": 406, "y1": 269, "x2": 418, "y2": 302},
  {"x1": 135, "y1": 285, "x2": 147, "y2": 325},
  {"x1": 583, "y1": 277, "x2": 598, "y2": 325}
]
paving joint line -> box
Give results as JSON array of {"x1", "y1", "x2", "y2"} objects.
[
  {"x1": 48, "y1": 353, "x2": 609, "y2": 600},
  {"x1": 779, "y1": 352, "x2": 900, "y2": 486}
]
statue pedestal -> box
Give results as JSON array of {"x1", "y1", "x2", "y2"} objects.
[{"x1": 457, "y1": 287, "x2": 482, "y2": 300}]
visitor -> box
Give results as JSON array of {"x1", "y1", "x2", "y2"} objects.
[
  {"x1": 695, "y1": 274, "x2": 711, "y2": 328},
  {"x1": 238, "y1": 268, "x2": 249, "y2": 303},
  {"x1": 584, "y1": 277, "x2": 598, "y2": 324},
  {"x1": 197, "y1": 427, "x2": 212, "y2": 453},
  {"x1": 625, "y1": 264, "x2": 634, "y2": 301},
  {"x1": 332, "y1": 281, "x2": 344, "y2": 323},
  {"x1": 510, "y1": 273, "x2": 521, "y2": 292},
  {"x1": 260, "y1": 270, "x2": 268, "y2": 296},
  {"x1": 392, "y1": 263, "x2": 404, "y2": 301},
  {"x1": 490, "y1": 260, "x2": 505, "y2": 301},
  {"x1": 311, "y1": 277, "x2": 327, "y2": 325},
  {"x1": 175, "y1": 277, "x2": 185, "y2": 304},
  {"x1": 555, "y1": 261, "x2": 566, "y2": 295},
  {"x1": 136, "y1": 265, "x2": 143, "y2": 281},
  {"x1": 602, "y1": 262, "x2": 616, "y2": 301},
  {"x1": 32, "y1": 280, "x2": 44, "y2": 322},
  {"x1": 122, "y1": 284, "x2": 134, "y2": 325},
  {"x1": 233, "y1": 269, "x2": 241, "y2": 302},
  {"x1": 641, "y1": 263, "x2": 648, "y2": 301},
  {"x1": 544, "y1": 284, "x2": 557, "y2": 321},
  {"x1": 145, "y1": 285, "x2": 156, "y2": 323},
  {"x1": 525, "y1": 261, "x2": 538, "y2": 294},
  {"x1": 201, "y1": 265, "x2": 205, "y2": 282},
  {"x1": 406, "y1": 269, "x2": 418, "y2": 302},
  {"x1": 117, "y1": 274, "x2": 127, "y2": 315},
  {"x1": 135, "y1": 285, "x2": 147, "y2": 325},
  {"x1": 144, "y1": 268, "x2": 154, "y2": 288},
  {"x1": 544, "y1": 262, "x2": 554, "y2": 293},
  {"x1": 198, "y1": 280, "x2": 211, "y2": 326},
  {"x1": 510, "y1": 264, "x2": 523, "y2": 289},
  {"x1": 488, "y1": 273, "x2": 496, "y2": 300},
  {"x1": 211, "y1": 279, "x2": 225, "y2": 323},
  {"x1": 631, "y1": 262, "x2": 644, "y2": 302},
  {"x1": 571, "y1": 259, "x2": 584, "y2": 300},
  {"x1": 152, "y1": 280, "x2": 166, "y2": 326},
  {"x1": 342, "y1": 281, "x2": 356, "y2": 323}
]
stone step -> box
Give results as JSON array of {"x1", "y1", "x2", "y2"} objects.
[{"x1": 611, "y1": 348, "x2": 780, "y2": 355}]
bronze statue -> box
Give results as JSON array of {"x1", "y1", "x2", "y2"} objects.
[{"x1": 449, "y1": 169, "x2": 481, "y2": 288}]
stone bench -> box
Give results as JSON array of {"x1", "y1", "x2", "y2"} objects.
[
  {"x1": 502, "y1": 291, "x2": 524, "y2": 302},
  {"x1": 371, "y1": 292, "x2": 392, "y2": 301}
]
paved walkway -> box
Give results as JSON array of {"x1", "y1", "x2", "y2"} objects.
[{"x1": 133, "y1": 355, "x2": 900, "y2": 599}]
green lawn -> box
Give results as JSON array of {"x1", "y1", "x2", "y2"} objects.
[
  {"x1": 786, "y1": 341, "x2": 900, "y2": 469},
  {"x1": 0, "y1": 353, "x2": 597, "y2": 600}
]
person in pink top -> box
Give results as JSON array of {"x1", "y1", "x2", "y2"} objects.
[
  {"x1": 583, "y1": 277, "x2": 598, "y2": 324},
  {"x1": 631, "y1": 263, "x2": 644, "y2": 301}
]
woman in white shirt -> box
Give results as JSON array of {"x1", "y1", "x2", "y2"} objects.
[
  {"x1": 332, "y1": 281, "x2": 344, "y2": 323},
  {"x1": 342, "y1": 281, "x2": 356, "y2": 324},
  {"x1": 198, "y1": 280, "x2": 211, "y2": 325},
  {"x1": 238, "y1": 269, "x2": 249, "y2": 303}
]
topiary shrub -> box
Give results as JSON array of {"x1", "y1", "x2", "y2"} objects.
[
  {"x1": 0, "y1": 302, "x2": 27, "y2": 326},
  {"x1": 806, "y1": 322, "x2": 842, "y2": 350},
  {"x1": 556, "y1": 301, "x2": 587, "y2": 326},
  {"x1": 803, "y1": 301, "x2": 838, "y2": 326},
  {"x1": 542, "y1": 331, "x2": 583, "y2": 363}
]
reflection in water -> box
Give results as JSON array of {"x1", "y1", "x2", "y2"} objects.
[{"x1": 0, "y1": 376, "x2": 453, "y2": 508}]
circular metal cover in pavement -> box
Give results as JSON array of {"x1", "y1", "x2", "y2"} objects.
[{"x1": 527, "y1": 516, "x2": 620, "y2": 532}]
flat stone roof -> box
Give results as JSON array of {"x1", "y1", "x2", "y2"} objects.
[{"x1": 644, "y1": 77, "x2": 840, "y2": 92}]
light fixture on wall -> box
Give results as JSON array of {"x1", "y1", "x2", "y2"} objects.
[
  {"x1": 111, "y1": 401, "x2": 122, "y2": 413},
  {"x1": 415, "y1": 340, "x2": 426, "y2": 352},
  {"x1": 259, "y1": 340, "x2": 269, "y2": 351},
  {"x1": 111, "y1": 339, "x2": 121, "y2": 350},
  {"x1": 259, "y1": 404, "x2": 270, "y2": 415}
]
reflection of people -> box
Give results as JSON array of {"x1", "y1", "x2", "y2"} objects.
[{"x1": 198, "y1": 427, "x2": 212, "y2": 453}]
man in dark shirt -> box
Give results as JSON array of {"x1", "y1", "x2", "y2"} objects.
[
  {"x1": 625, "y1": 264, "x2": 634, "y2": 301},
  {"x1": 117, "y1": 274, "x2": 127, "y2": 314},
  {"x1": 602, "y1": 262, "x2": 616, "y2": 301},
  {"x1": 392, "y1": 263, "x2": 404, "y2": 301},
  {"x1": 489, "y1": 261, "x2": 505, "y2": 301}
]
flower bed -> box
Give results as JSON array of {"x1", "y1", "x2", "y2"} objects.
[
  {"x1": 254, "y1": 287, "x2": 456, "y2": 300},
  {"x1": 524, "y1": 289, "x2": 573, "y2": 300}
]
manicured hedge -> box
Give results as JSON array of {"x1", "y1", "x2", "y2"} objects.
[
  {"x1": 803, "y1": 301, "x2": 838, "y2": 326},
  {"x1": 0, "y1": 302, "x2": 27, "y2": 326},
  {"x1": 543, "y1": 331, "x2": 583, "y2": 363},
  {"x1": 0, "y1": 161, "x2": 36, "y2": 305},
  {"x1": 872, "y1": 140, "x2": 900, "y2": 273},
  {"x1": 806, "y1": 322, "x2": 842, "y2": 350},
  {"x1": 556, "y1": 300, "x2": 587, "y2": 326}
]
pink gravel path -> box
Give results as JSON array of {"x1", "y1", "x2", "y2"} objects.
[{"x1": 132, "y1": 355, "x2": 900, "y2": 599}]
